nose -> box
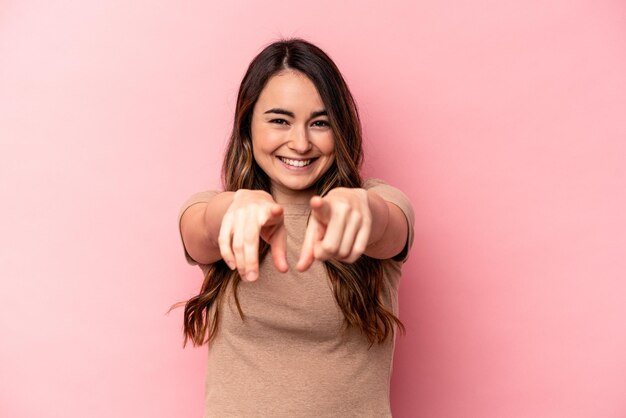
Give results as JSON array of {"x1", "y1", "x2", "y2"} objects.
[{"x1": 287, "y1": 126, "x2": 312, "y2": 154}]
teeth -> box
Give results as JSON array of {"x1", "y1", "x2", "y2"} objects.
[{"x1": 279, "y1": 157, "x2": 312, "y2": 167}]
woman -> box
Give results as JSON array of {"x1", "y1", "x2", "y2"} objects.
[{"x1": 178, "y1": 39, "x2": 414, "y2": 417}]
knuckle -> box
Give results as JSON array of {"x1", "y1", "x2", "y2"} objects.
[
  {"x1": 243, "y1": 234, "x2": 258, "y2": 246},
  {"x1": 337, "y1": 248, "x2": 351, "y2": 259},
  {"x1": 235, "y1": 207, "x2": 248, "y2": 217},
  {"x1": 322, "y1": 241, "x2": 338, "y2": 254},
  {"x1": 335, "y1": 200, "x2": 350, "y2": 213},
  {"x1": 353, "y1": 242, "x2": 366, "y2": 255}
]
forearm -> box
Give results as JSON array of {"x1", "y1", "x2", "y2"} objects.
[
  {"x1": 180, "y1": 191, "x2": 235, "y2": 264},
  {"x1": 364, "y1": 190, "x2": 408, "y2": 259}
]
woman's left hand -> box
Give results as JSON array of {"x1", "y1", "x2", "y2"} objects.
[{"x1": 296, "y1": 188, "x2": 372, "y2": 272}]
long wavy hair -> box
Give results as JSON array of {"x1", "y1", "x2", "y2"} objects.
[{"x1": 182, "y1": 39, "x2": 404, "y2": 347}]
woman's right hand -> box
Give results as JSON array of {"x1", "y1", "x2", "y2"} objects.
[{"x1": 216, "y1": 189, "x2": 288, "y2": 281}]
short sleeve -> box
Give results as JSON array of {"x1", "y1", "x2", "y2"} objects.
[
  {"x1": 177, "y1": 191, "x2": 220, "y2": 265},
  {"x1": 363, "y1": 179, "x2": 415, "y2": 263}
]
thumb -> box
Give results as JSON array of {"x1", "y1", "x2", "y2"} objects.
[
  {"x1": 309, "y1": 196, "x2": 331, "y2": 225},
  {"x1": 262, "y1": 203, "x2": 284, "y2": 226}
]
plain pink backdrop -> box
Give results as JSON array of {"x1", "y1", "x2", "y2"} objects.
[{"x1": 1, "y1": 1, "x2": 625, "y2": 417}]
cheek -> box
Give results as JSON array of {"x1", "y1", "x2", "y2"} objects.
[
  {"x1": 310, "y1": 129, "x2": 335, "y2": 153},
  {"x1": 252, "y1": 127, "x2": 283, "y2": 153},
  {"x1": 250, "y1": 136, "x2": 267, "y2": 168},
  {"x1": 321, "y1": 133, "x2": 335, "y2": 155}
]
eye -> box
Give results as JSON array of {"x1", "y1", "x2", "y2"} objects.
[
  {"x1": 311, "y1": 120, "x2": 330, "y2": 128},
  {"x1": 269, "y1": 118, "x2": 289, "y2": 125}
]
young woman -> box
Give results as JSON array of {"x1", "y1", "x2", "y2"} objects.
[{"x1": 178, "y1": 39, "x2": 414, "y2": 417}]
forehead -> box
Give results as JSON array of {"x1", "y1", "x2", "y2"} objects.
[{"x1": 255, "y1": 70, "x2": 325, "y2": 111}]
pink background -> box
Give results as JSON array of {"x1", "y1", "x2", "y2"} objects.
[{"x1": 1, "y1": 1, "x2": 625, "y2": 417}]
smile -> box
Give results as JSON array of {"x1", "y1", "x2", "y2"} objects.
[{"x1": 277, "y1": 156, "x2": 316, "y2": 167}]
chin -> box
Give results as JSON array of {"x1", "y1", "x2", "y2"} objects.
[
  {"x1": 275, "y1": 177, "x2": 317, "y2": 191},
  {"x1": 284, "y1": 182, "x2": 315, "y2": 192}
]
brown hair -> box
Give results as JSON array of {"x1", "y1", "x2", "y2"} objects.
[{"x1": 182, "y1": 38, "x2": 404, "y2": 346}]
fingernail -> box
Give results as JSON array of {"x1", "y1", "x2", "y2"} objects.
[{"x1": 246, "y1": 271, "x2": 258, "y2": 282}]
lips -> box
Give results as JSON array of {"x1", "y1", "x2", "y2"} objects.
[{"x1": 277, "y1": 156, "x2": 317, "y2": 167}]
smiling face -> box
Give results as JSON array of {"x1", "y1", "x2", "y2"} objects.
[{"x1": 251, "y1": 70, "x2": 335, "y2": 204}]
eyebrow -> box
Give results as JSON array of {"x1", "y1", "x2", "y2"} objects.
[{"x1": 264, "y1": 108, "x2": 328, "y2": 118}]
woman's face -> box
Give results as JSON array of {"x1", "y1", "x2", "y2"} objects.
[{"x1": 250, "y1": 70, "x2": 335, "y2": 204}]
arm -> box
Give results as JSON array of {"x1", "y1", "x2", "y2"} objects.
[
  {"x1": 363, "y1": 189, "x2": 409, "y2": 260},
  {"x1": 180, "y1": 191, "x2": 235, "y2": 265}
]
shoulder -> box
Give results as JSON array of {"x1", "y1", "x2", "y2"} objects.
[
  {"x1": 180, "y1": 190, "x2": 221, "y2": 209},
  {"x1": 178, "y1": 190, "x2": 221, "y2": 218}
]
